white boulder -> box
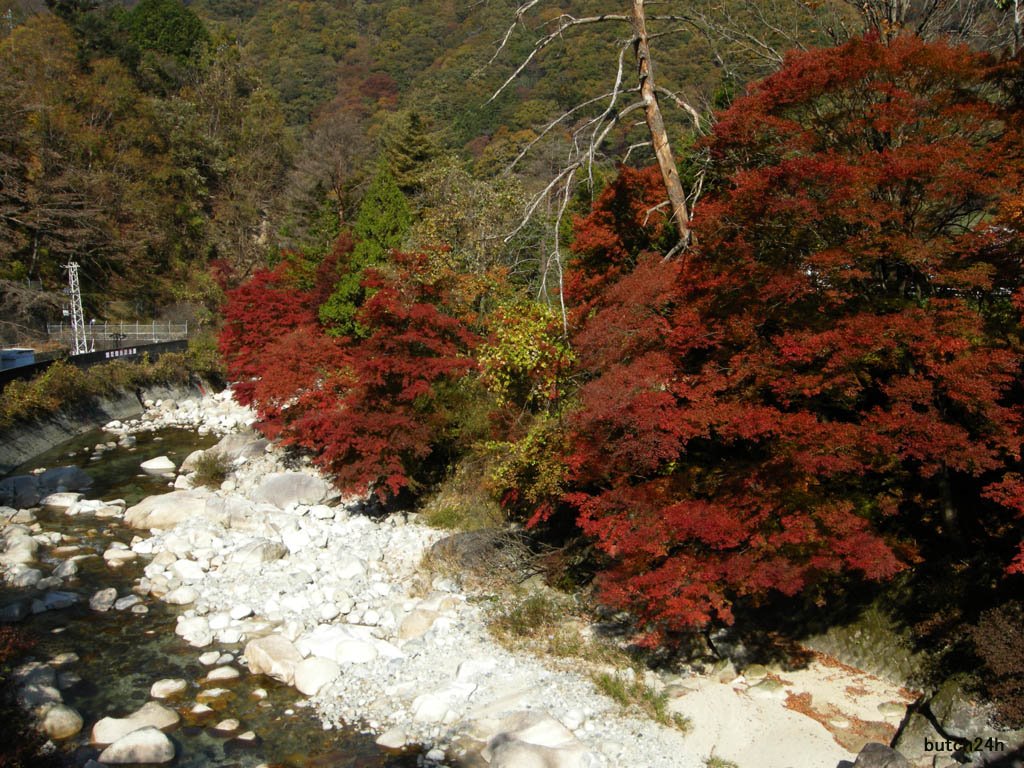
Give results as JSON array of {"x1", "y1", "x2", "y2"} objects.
[
  {"x1": 251, "y1": 472, "x2": 330, "y2": 508},
  {"x1": 98, "y1": 726, "x2": 175, "y2": 764},
  {"x1": 91, "y1": 701, "x2": 180, "y2": 744},
  {"x1": 244, "y1": 635, "x2": 303, "y2": 685},
  {"x1": 140, "y1": 456, "x2": 176, "y2": 474},
  {"x1": 40, "y1": 703, "x2": 83, "y2": 739},
  {"x1": 293, "y1": 657, "x2": 341, "y2": 696},
  {"x1": 124, "y1": 490, "x2": 210, "y2": 530}
]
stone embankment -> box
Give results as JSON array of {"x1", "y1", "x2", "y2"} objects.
[
  {"x1": 0, "y1": 380, "x2": 213, "y2": 476},
  {"x1": 3, "y1": 388, "x2": 1016, "y2": 768}
]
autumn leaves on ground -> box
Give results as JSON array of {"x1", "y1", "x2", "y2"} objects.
[{"x1": 221, "y1": 36, "x2": 1024, "y2": 724}]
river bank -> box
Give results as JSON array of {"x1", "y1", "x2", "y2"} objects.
[
  {"x1": 0, "y1": 379, "x2": 211, "y2": 476},
  {"x1": 0, "y1": 388, "x2": 984, "y2": 768}
]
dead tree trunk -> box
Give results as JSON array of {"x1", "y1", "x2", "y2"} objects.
[{"x1": 631, "y1": 0, "x2": 691, "y2": 246}]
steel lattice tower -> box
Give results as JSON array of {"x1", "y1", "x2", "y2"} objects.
[{"x1": 64, "y1": 262, "x2": 88, "y2": 355}]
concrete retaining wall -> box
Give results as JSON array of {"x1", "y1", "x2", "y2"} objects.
[{"x1": 0, "y1": 381, "x2": 206, "y2": 475}]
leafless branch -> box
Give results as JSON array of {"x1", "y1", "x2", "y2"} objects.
[
  {"x1": 487, "y1": 14, "x2": 631, "y2": 104},
  {"x1": 655, "y1": 86, "x2": 705, "y2": 133},
  {"x1": 506, "y1": 90, "x2": 634, "y2": 173}
]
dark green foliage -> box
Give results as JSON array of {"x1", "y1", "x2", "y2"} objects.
[
  {"x1": 125, "y1": 0, "x2": 208, "y2": 62},
  {"x1": 319, "y1": 164, "x2": 411, "y2": 335},
  {"x1": 191, "y1": 449, "x2": 230, "y2": 488},
  {"x1": 381, "y1": 110, "x2": 439, "y2": 196}
]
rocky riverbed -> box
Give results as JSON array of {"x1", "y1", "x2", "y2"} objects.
[{"x1": 2, "y1": 388, "x2": 997, "y2": 768}]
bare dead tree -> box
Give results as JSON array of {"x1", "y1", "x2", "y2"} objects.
[
  {"x1": 845, "y1": 0, "x2": 1016, "y2": 47},
  {"x1": 484, "y1": 0, "x2": 834, "y2": 280},
  {"x1": 489, "y1": 2, "x2": 699, "y2": 251}
]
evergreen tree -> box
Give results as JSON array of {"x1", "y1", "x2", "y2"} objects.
[
  {"x1": 319, "y1": 163, "x2": 410, "y2": 335},
  {"x1": 382, "y1": 111, "x2": 438, "y2": 196}
]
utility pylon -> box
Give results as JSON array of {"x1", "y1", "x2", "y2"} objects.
[{"x1": 64, "y1": 262, "x2": 89, "y2": 355}]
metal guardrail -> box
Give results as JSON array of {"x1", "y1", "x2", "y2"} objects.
[
  {"x1": 0, "y1": 340, "x2": 189, "y2": 388},
  {"x1": 47, "y1": 321, "x2": 189, "y2": 346}
]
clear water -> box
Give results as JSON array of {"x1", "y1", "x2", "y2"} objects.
[{"x1": 6, "y1": 428, "x2": 421, "y2": 768}]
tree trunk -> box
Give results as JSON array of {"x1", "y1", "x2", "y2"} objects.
[{"x1": 631, "y1": 0, "x2": 691, "y2": 248}]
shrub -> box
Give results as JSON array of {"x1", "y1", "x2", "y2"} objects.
[
  {"x1": 488, "y1": 590, "x2": 571, "y2": 642},
  {"x1": 0, "y1": 353, "x2": 192, "y2": 429},
  {"x1": 420, "y1": 459, "x2": 505, "y2": 531},
  {"x1": 191, "y1": 450, "x2": 230, "y2": 488}
]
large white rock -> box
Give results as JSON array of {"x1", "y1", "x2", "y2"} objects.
[
  {"x1": 103, "y1": 549, "x2": 137, "y2": 565},
  {"x1": 164, "y1": 586, "x2": 198, "y2": 605},
  {"x1": 40, "y1": 703, "x2": 83, "y2": 739},
  {"x1": 376, "y1": 726, "x2": 408, "y2": 749},
  {"x1": 0, "y1": 529, "x2": 38, "y2": 565},
  {"x1": 251, "y1": 472, "x2": 330, "y2": 509},
  {"x1": 140, "y1": 456, "x2": 176, "y2": 474},
  {"x1": 293, "y1": 657, "x2": 341, "y2": 696},
  {"x1": 399, "y1": 608, "x2": 438, "y2": 641},
  {"x1": 98, "y1": 726, "x2": 175, "y2": 764},
  {"x1": 212, "y1": 432, "x2": 268, "y2": 460},
  {"x1": 124, "y1": 490, "x2": 210, "y2": 530},
  {"x1": 227, "y1": 539, "x2": 287, "y2": 567},
  {"x1": 480, "y1": 711, "x2": 580, "y2": 757},
  {"x1": 175, "y1": 616, "x2": 213, "y2": 647},
  {"x1": 479, "y1": 712, "x2": 603, "y2": 768},
  {"x1": 52, "y1": 559, "x2": 79, "y2": 579},
  {"x1": 169, "y1": 559, "x2": 206, "y2": 582},
  {"x1": 296, "y1": 625, "x2": 351, "y2": 660},
  {"x1": 489, "y1": 740, "x2": 604, "y2": 768},
  {"x1": 89, "y1": 588, "x2": 118, "y2": 612},
  {"x1": 411, "y1": 693, "x2": 450, "y2": 724},
  {"x1": 9, "y1": 566, "x2": 42, "y2": 587},
  {"x1": 40, "y1": 492, "x2": 83, "y2": 511},
  {"x1": 335, "y1": 639, "x2": 378, "y2": 665},
  {"x1": 205, "y1": 666, "x2": 240, "y2": 681},
  {"x1": 91, "y1": 701, "x2": 180, "y2": 744},
  {"x1": 149, "y1": 679, "x2": 187, "y2": 699},
  {"x1": 334, "y1": 555, "x2": 366, "y2": 581},
  {"x1": 244, "y1": 635, "x2": 303, "y2": 685}
]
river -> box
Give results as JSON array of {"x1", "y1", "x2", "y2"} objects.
[{"x1": 5, "y1": 426, "x2": 421, "y2": 768}]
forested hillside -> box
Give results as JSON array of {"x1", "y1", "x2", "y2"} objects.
[
  {"x1": 4, "y1": 0, "x2": 1024, "y2": 732},
  {"x1": 2, "y1": 0, "x2": 840, "y2": 337}
]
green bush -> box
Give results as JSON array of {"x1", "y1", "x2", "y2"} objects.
[
  {"x1": 420, "y1": 458, "x2": 505, "y2": 531},
  {"x1": 0, "y1": 346, "x2": 210, "y2": 429},
  {"x1": 190, "y1": 450, "x2": 230, "y2": 488}
]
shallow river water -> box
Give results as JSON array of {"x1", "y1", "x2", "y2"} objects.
[{"x1": 7, "y1": 427, "x2": 421, "y2": 768}]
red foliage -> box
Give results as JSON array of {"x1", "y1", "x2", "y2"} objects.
[
  {"x1": 285, "y1": 253, "x2": 479, "y2": 496},
  {"x1": 565, "y1": 36, "x2": 1024, "y2": 639},
  {"x1": 219, "y1": 243, "x2": 479, "y2": 498},
  {"x1": 219, "y1": 260, "x2": 320, "y2": 406},
  {"x1": 567, "y1": 165, "x2": 674, "y2": 313}
]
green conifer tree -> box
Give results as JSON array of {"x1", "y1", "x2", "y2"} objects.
[
  {"x1": 382, "y1": 111, "x2": 438, "y2": 196},
  {"x1": 319, "y1": 163, "x2": 410, "y2": 335}
]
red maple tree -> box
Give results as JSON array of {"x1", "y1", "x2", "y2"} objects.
[
  {"x1": 566, "y1": 36, "x2": 1024, "y2": 638},
  {"x1": 220, "y1": 244, "x2": 479, "y2": 498}
]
